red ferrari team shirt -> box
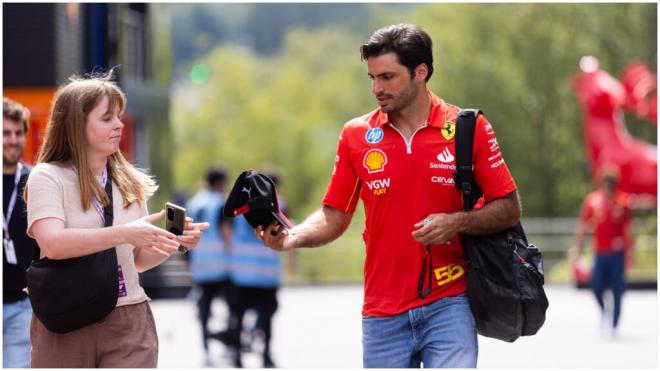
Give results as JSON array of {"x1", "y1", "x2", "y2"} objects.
[
  {"x1": 579, "y1": 190, "x2": 632, "y2": 254},
  {"x1": 323, "y1": 91, "x2": 517, "y2": 317}
]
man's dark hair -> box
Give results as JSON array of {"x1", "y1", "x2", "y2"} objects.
[
  {"x1": 206, "y1": 165, "x2": 228, "y2": 188},
  {"x1": 265, "y1": 172, "x2": 281, "y2": 187},
  {"x1": 3, "y1": 96, "x2": 30, "y2": 133},
  {"x1": 360, "y1": 24, "x2": 434, "y2": 82},
  {"x1": 258, "y1": 164, "x2": 282, "y2": 187}
]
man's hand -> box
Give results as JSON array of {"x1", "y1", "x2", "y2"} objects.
[
  {"x1": 412, "y1": 212, "x2": 464, "y2": 246},
  {"x1": 411, "y1": 191, "x2": 521, "y2": 246},
  {"x1": 256, "y1": 222, "x2": 298, "y2": 252},
  {"x1": 254, "y1": 206, "x2": 352, "y2": 252}
]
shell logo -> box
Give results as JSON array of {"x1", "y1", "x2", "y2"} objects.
[{"x1": 363, "y1": 149, "x2": 388, "y2": 173}]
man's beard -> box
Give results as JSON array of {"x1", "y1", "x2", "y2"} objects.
[
  {"x1": 3, "y1": 147, "x2": 23, "y2": 167},
  {"x1": 383, "y1": 81, "x2": 418, "y2": 114}
]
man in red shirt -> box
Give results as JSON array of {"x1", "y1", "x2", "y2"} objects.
[
  {"x1": 570, "y1": 166, "x2": 633, "y2": 337},
  {"x1": 258, "y1": 24, "x2": 521, "y2": 368}
]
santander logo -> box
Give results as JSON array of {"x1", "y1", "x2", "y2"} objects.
[{"x1": 437, "y1": 147, "x2": 454, "y2": 163}]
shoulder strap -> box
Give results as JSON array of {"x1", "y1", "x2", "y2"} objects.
[
  {"x1": 103, "y1": 173, "x2": 114, "y2": 227},
  {"x1": 453, "y1": 109, "x2": 483, "y2": 211}
]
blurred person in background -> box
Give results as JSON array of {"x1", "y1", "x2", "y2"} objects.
[
  {"x1": 214, "y1": 169, "x2": 288, "y2": 368},
  {"x1": 3, "y1": 97, "x2": 40, "y2": 368},
  {"x1": 185, "y1": 165, "x2": 231, "y2": 365},
  {"x1": 258, "y1": 24, "x2": 521, "y2": 368},
  {"x1": 25, "y1": 71, "x2": 208, "y2": 367},
  {"x1": 569, "y1": 165, "x2": 633, "y2": 337}
]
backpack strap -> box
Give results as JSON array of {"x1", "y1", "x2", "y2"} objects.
[{"x1": 453, "y1": 109, "x2": 483, "y2": 211}]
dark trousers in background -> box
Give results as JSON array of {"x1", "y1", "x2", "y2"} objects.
[
  {"x1": 197, "y1": 280, "x2": 230, "y2": 352},
  {"x1": 590, "y1": 250, "x2": 625, "y2": 329},
  {"x1": 224, "y1": 283, "x2": 278, "y2": 365}
]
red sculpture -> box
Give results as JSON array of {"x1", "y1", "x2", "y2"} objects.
[{"x1": 573, "y1": 56, "x2": 657, "y2": 209}]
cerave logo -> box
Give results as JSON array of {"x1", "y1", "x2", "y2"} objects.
[
  {"x1": 363, "y1": 149, "x2": 388, "y2": 174},
  {"x1": 365, "y1": 128, "x2": 384, "y2": 144},
  {"x1": 431, "y1": 176, "x2": 455, "y2": 186},
  {"x1": 366, "y1": 178, "x2": 390, "y2": 196}
]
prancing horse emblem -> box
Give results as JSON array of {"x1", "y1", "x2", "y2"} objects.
[{"x1": 442, "y1": 121, "x2": 456, "y2": 140}]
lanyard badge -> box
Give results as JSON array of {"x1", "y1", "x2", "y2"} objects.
[
  {"x1": 4, "y1": 238, "x2": 17, "y2": 265},
  {"x1": 2, "y1": 163, "x2": 22, "y2": 265},
  {"x1": 72, "y1": 165, "x2": 108, "y2": 223}
]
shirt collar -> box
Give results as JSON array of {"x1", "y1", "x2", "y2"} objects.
[{"x1": 373, "y1": 90, "x2": 448, "y2": 128}]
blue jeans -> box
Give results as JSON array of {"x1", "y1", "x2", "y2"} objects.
[
  {"x1": 590, "y1": 250, "x2": 625, "y2": 329},
  {"x1": 362, "y1": 294, "x2": 478, "y2": 368},
  {"x1": 3, "y1": 298, "x2": 32, "y2": 368}
]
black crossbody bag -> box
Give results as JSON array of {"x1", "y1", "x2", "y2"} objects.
[
  {"x1": 26, "y1": 173, "x2": 119, "y2": 334},
  {"x1": 453, "y1": 109, "x2": 549, "y2": 342}
]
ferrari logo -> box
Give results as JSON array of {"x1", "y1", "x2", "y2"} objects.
[{"x1": 442, "y1": 122, "x2": 456, "y2": 140}]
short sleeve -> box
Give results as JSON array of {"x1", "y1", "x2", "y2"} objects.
[
  {"x1": 472, "y1": 114, "x2": 517, "y2": 202},
  {"x1": 26, "y1": 164, "x2": 65, "y2": 238},
  {"x1": 139, "y1": 200, "x2": 149, "y2": 218},
  {"x1": 322, "y1": 127, "x2": 361, "y2": 213}
]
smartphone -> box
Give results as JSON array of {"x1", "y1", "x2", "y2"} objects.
[
  {"x1": 165, "y1": 203, "x2": 188, "y2": 253},
  {"x1": 165, "y1": 202, "x2": 186, "y2": 236}
]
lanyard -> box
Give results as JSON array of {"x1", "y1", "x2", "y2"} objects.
[
  {"x1": 2, "y1": 163, "x2": 23, "y2": 239},
  {"x1": 72, "y1": 166, "x2": 108, "y2": 223}
]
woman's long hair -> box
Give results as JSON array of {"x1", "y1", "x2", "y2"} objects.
[{"x1": 30, "y1": 71, "x2": 157, "y2": 210}]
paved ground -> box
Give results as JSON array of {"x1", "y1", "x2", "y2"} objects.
[{"x1": 152, "y1": 284, "x2": 657, "y2": 369}]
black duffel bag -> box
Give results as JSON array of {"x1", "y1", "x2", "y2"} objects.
[
  {"x1": 461, "y1": 222, "x2": 548, "y2": 341},
  {"x1": 454, "y1": 109, "x2": 549, "y2": 342},
  {"x1": 26, "y1": 172, "x2": 119, "y2": 334}
]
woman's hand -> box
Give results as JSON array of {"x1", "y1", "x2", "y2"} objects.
[
  {"x1": 177, "y1": 216, "x2": 209, "y2": 252},
  {"x1": 122, "y1": 210, "x2": 180, "y2": 257}
]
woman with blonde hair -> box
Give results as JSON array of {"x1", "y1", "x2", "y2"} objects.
[{"x1": 25, "y1": 71, "x2": 208, "y2": 367}]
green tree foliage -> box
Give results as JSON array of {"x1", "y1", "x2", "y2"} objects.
[
  {"x1": 410, "y1": 3, "x2": 656, "y2": 216},
  {"x1": 172, "y1": 3, "x2": 656, "y2": 220},
  {"x1": 172, "y1": 28, "x2": 373, "y2": 217}
]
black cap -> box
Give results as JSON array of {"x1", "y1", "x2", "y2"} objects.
[{"x1": 224, "y1": 170, "x2": 292, "y2": 229}]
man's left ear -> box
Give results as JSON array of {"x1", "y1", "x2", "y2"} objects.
[{"x1": 415, "y1": 64, "x2": 429, "y2": 81}]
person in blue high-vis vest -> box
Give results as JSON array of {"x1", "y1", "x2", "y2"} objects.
[
  {"x1": 218, "y1": 171, "x2": 287, "y2": 368},
  {"x1": 185, "y1": 166, "x2": 230, "y2": 363}
]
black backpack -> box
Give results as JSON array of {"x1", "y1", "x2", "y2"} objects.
[{"x1": 453, "y1": 109, "x2": 549, "y2": 342}]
